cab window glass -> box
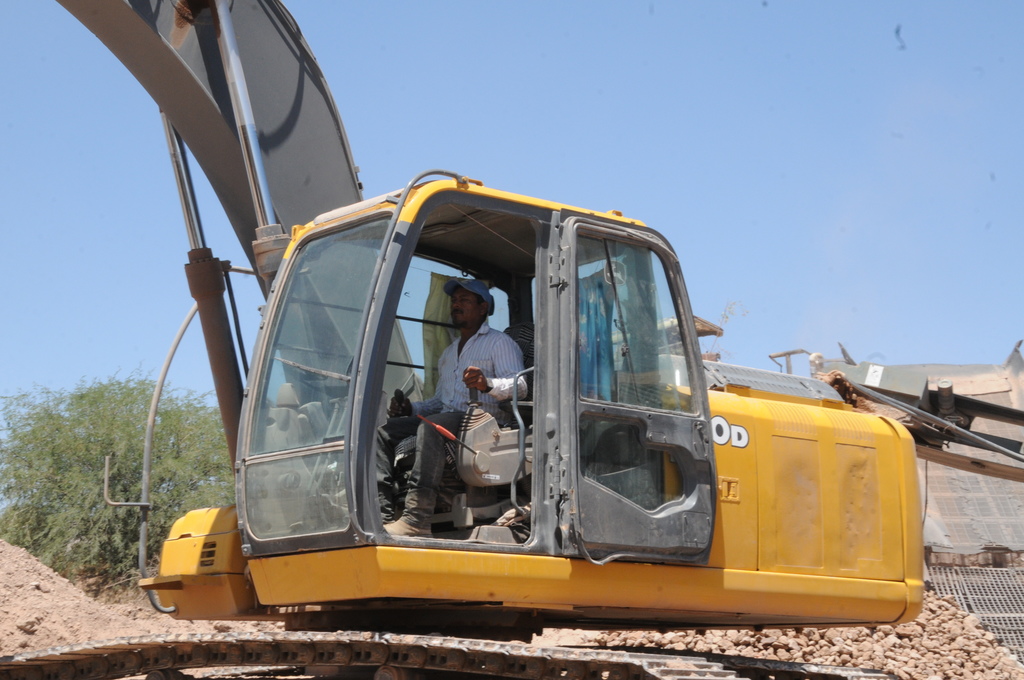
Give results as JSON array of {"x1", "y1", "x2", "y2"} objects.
[
  {"x1": 250, "y1": 219, "x2": 387, "y2": 456},
  {"x1": 242, "y1": 217, "x2": 391, "y2": 540},
  {"x1": 576, "y1": 235, "x2": 693, "y2": 412}
]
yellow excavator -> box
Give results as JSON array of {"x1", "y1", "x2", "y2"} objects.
[
  {"x1": 142, "y1": 173, "x2": 923, "y2": 639},
  {"x1": 13, "y1": 1, "x2": 1015, "y2": 679}
]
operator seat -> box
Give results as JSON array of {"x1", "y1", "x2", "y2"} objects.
[{"x1": 264, "y1": 383, "x2": 328, "y2": 449}]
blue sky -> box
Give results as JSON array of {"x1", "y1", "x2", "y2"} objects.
[{"x1": 1, "y1": 2, "x2": 1021, "y2": 401}]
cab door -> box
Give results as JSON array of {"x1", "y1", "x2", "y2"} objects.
[{"x1": 566, "y1": 218, "x2": 715, "y2": 563}]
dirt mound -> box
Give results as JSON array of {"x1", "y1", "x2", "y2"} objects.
[{"x1": 0, "y1": 539, "x2": 262, "y2": 657}]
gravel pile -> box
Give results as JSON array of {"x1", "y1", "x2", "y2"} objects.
[{"x1": 588, "y1": 591, "x2": 1023, "y2": 680}]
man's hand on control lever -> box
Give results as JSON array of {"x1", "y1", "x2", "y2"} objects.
[
  {"x1": 463, "y1": 366, "x2": 489, "y2": 393},
  {"x1": 388, "y1": 389, "x2": 412, "y2": 418}
]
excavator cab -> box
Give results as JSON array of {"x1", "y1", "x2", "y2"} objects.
[{"x1": 234, "y1": 177, "x2": 716, "y2": 565}]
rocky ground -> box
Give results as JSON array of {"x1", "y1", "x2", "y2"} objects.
[
  {"x1": 538, "y1": 593, "x2": 1024, "y2": 680},
  {"x1": 2, "y1": 538, "x2": 1022, "y2": 679}
]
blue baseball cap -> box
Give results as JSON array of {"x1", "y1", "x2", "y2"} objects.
[{"x1": 443, "y1": 278, "x2": 494, "y2": 315}]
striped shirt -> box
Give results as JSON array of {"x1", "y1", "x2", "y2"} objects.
[{"x1": 412, "y1": 323, "x2": 527, "y2": 424}]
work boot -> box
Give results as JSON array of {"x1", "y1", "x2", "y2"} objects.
[
  {"x1": 402, "y1": 487, "x2": 437, "y2": 527},
  {"x1": 384, "y1": 517, "x2": 431, "y2": 537},
  {"x1": 384, "y1": 487, "x2": 437, "y2": 537}
]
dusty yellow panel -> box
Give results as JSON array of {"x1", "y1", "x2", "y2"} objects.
[
  {"x1": 677, "y1": 389, "x2": 920, "y2": 620},
  {"x1": 752, "y1": 396, "x2": 916, "y2": 582},
  {"x1": 771, "y1": 436, "x2": 824, "y2": 569},
  {"x1": 826, "y1": 410, "x2": 908, "y2": 581},
  {"x1": 753, "y1": 398, "x2": 820, "y2": 574},
  {"x1": 836, "y1": 443, "x2": 883, "y2": 569}
]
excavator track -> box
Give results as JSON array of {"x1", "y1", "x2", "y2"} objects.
[{"x1": 0, "y1": 631, "x2": 894, "y2": 680}]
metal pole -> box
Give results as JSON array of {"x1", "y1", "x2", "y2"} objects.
[
  {"x1": 103, "y1": 305, "x2": 197, "y2": 614},
  {"x1": 161, "y1": 113, "x2": 206, "y2": 250},
  {"x1": 210, "y1": 0, "x2": 277, "y2": 228}
]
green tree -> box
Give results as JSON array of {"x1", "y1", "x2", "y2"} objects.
[{"x1": 0, "y1": 374, "x2": 233, "y2": 589}]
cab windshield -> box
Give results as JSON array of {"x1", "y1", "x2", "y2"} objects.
[
  {"x1": 247, "y1": 216, "x2": 391, "y2": 457},
  {"x1": 241, "y1": 216, "x2": 397, "y2": 541}
]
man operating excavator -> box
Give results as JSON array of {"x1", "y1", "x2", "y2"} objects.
[{"x1": 376, "y1": 279, "x2": 527, "y2": 536}]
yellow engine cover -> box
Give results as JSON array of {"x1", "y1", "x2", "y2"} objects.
[{"x1": 140, "y1": 506, "x2": 257, "y2": 620}]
